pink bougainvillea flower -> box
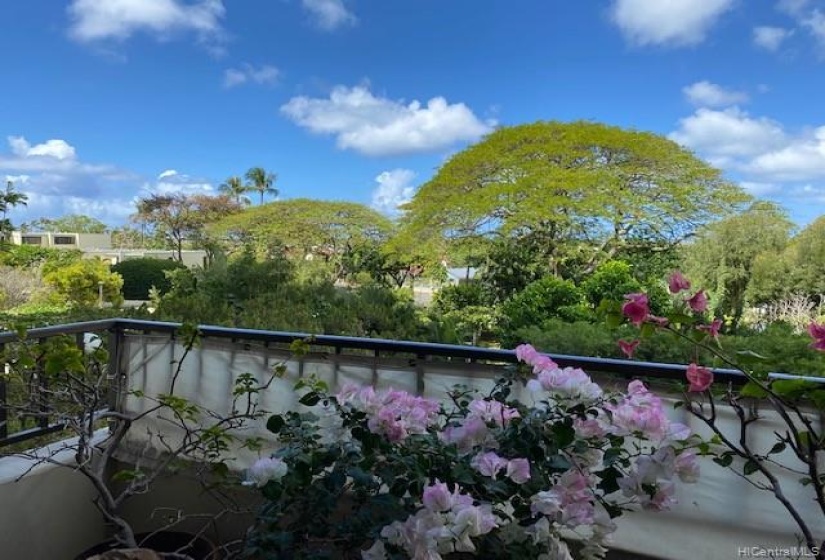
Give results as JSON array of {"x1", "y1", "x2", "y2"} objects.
[
  {"x1": 668, "y1": 271, "x2": 691, "y2": 294},
  {"x1": 698, "y1": 318, "x2": 722, "y2": 339},
  {"x1": 686, "y1": 363, "x2": 713, "y2": 392},
  {"x1": 622, "y1": 293, "x2": 649, "y2": 326},
  {"x1": 808, "y1": 322, "x2": 825, "y2": 351},
  {"x1": 618, "y1": 339, "x2": 640, "y2": 359},
  {"x1": 648, "y1": 315, "x2": 669, "y2": 327},
  {"x1": 515, "y1": 344, "x2": 540, "y2": 363},
  {"x1": 506, "y1": 458, "x2": 531, "y2": 484},
  {"x1": 686, "y1": 290, "x2": 708, "y2": 313},
  {"x1": 471, "y1": 451, "x2": 509, "y2": 479}
]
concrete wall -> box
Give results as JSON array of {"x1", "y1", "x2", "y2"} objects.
[{"x1": 0, "y1": 443, "x2": 107, "y2": 560}]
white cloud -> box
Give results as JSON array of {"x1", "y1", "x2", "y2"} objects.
[
  {"x1": 753, "y1": 26, "x2": 792, "y2": 51},
  {"x1": 147, "y1": 170, "x2": 214, "y2": 196},
  {"x1": 610, "y1": 0, "x2": 734, "y2": 46},
  {"x1": 223, "y1": 64, "x2": 280, "y2": 88},
  {"x1": 683, "y1": 81, "x2": 748, "y2": 107},
  {"x1": 67, "y1": 0, "x2": 226, "y2": 50},
  {"x1": 0, "y1": 136, "x2": 142, "y2": 224},
  {"x1": 8, "y1": 136, "x2": 77, "y2": 160},
  {"x1": 157, "y1": 169, "x2": 178, "y2": 179},
  {"x1": 280, "y1": 85, "x2": 494, "y2": 157},
  {"x1": 670, "y1": 107, "x2": 786, "y2": 161},
  {"x1": 802, "y1": 9, "x2": 825, "y2": 47},
  {"x1": 671, "y1": 107, "x2": 825, "y2": 188},
  {"x1": 301, "y1": 0, "x2": 356, "y2": 31},
  {"x1": 747, "y1": 127, "x2": 825, "y2": 181},
  {"x1": 371, "y1": 169, "x2": 416, "y2": 215}
]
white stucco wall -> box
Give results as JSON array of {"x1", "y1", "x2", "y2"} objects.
[{"x1": 0, "y1": 438, "x2": 107, "y2": 560}]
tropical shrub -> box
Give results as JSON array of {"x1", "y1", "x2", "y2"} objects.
[
  {"x1": 500, "y1": 277, "x2": 588, "y2": 343},
  {"x1": 243, "y1": 347, "x2": 699, "y2": 559},
  {"x1": 112, "y1": 257, "x2": 186, "y2": 300},
  {"x1": 43, "y1": 258, "x2": 124, "y2": 308}
]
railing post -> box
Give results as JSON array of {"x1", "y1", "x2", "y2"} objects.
[
  {"x1": 37, "y1": 337, "x2": 48, "y2": 429},
  {"x1": 0, "y1": 342, "x2": 6, "y2": 440},
  {"x1": 415, "y1": 353, "x2": 426, "y2": 396},
  {"x1": 107, "y1": 325, "x2": 124, "y2": 415}
]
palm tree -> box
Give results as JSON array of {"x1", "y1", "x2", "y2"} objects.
[
  {"x1": 219, "y1": 176, "x2": 251, "y2": 205},
  {"x1": 0, "y1": 180, "x2": 28, "y2": 242},
  {"x1": 245, "y1": 167, "x2": 278, "y2": 205}
]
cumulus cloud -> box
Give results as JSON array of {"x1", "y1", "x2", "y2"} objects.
[
  {"x1": 371, "y1": 169, "x2": 416, "y2": 215},
  {"x1": 67, "y1": 0, "x2": 226, "y2": 51},
  {"x1": 223, "y1": 63, "x2": 280, "y2": 88},
  {"x1": 753, "y1": 26, "x2": 792, "y2": 51},
  {"x1": 301, "y1": 0, "x2": 356, "y2": 30},
  {"x1": 683, "y1": 81, "x2": 748, "y2": 107},
  {"x1": 8, "y1": 136, "x2": 78, "y2": 160},
  {"x1": 670, "y1": 107, "x2": 786, "y2": 162},
  {"x1": 747, "y1": 127, "x2": 825, "y2": 181},
  {"x1": 280, "y1": 85, "x2": 494, "y2": 157},
  {"x1": 671, "y1": 106, "x2": 825, "y2": 185},
  {"x1": 610, "y1": 0, "x2": 734, "y2": 46},
  {"x1": 0, "y1": 136, "x2": 143, "y2": 224}
]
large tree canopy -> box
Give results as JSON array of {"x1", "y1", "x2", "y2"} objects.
[
  {"x1": 133, "y1": 193, "x2": 242, "y2": 261},
  {"x1": 209, "y1": 199, "x2": 393, "y2": 278},
  {"x1": 683, "y1": 200, "x2": 794, "y2": 325},
  {"x1": 398, "y1": 121, "x2": 750, "y2": 275}
]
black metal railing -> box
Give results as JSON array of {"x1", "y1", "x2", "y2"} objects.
[{"x1": 0, "y1": 317, "x2": 792, "y2": 449}]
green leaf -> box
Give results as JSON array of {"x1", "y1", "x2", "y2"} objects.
[
  {"x1": 743, "y1": 459, "x2": 760, "y2": 475},
  {"x1": 740, "y1": 381, "x2": 769, "y2": 399},
  {"x1": 668, "y1": 313, "x2": 695, "y2": 326},
  {"x1": 266, "y1": 414, "x2": 286, "y2": 434},
  {"x1": 639, "y1": 322, "x2": 657, "y2": 338},
  {"x1": 769, "y1": 442, "x2": 786, "y2": 455},
  {"x1": 551, "y1": 421, "x2": 576, "y2": 447},
  {"x1": 713, "y1": 453, "x2": 734, "y2": 468},
  {"x1": 111, "y1": 469, "x2": 144, "y2": 482},
  {"x1": 299, "y1": 392, "x2": 321, "y2": 407},
  {"x1": 605, "y1": 312, "x2": 624, "y2": 329}
]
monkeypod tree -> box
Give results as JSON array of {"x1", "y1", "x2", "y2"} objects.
[{"x1": 398, "y1": 121, "x2": 750, "y2": 280}]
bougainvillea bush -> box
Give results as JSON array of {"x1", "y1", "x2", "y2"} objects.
[
  {"x1": 241, "y1": 347, "x2": 699, "y2": 559},
  {"x1": 612, "y1": 271, "x2": 825, "y2": 558}
]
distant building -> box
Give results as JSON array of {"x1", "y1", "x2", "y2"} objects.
[
  {"x1": 8, "y1": 231, "x2": 207, "y2": 267},
  {"x1": 9, "y1": 231, "x2": 112, "y2": 250},
  {"x1": 445, "y1": 266, "x2": 478, "y2": 285}
]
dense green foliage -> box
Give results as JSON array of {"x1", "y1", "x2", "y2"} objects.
[
  {"x1": 22, "y1": 214, "x2": 108, "y2": 233},
  {"x1": 209, "y1": 199, "x2": 394, "y2": 280},
  {"x1": 154, "y1": 252, "x2": 427, "y2": 340},
  {"x1": 683, "y1": 201, "x2": 793, "y2": 326},
  {"x1": 500, "y1": 276, "x2": 588, "y2": 335},
  {"x1": 514, "y1": 320, "x2": 823, "y2": 376},
  {"x1": 112, "y1": 257, "x2": 186, "y2": 300},
  {"x1": 43, "y1": 258, "x2": 124, "y2": 308}
]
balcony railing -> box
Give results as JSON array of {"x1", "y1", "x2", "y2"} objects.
[{"x1": 0, "y1": 317, "x2": 758, "y2": 449}]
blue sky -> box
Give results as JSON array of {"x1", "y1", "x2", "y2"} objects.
[{"x1": 2, "y1": 0, "x2": 825, "y2": 228}]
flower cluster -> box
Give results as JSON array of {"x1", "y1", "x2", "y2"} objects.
[
  {"x1": 337, "y1": 383, "x2": 441, "y2": 442},
  {"x1": 375, "y1": 482, "x2": 499, "y2": 558},
  {"x1": 244, "y1": 456, "x2": 288, "y2": 487},
  {"x1": 620, "y1": 272, "x2": 717, "y2": 391},
  {"x1": 244, "y1": 344, "x2": 699, "y2": 560}
]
